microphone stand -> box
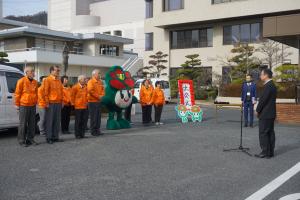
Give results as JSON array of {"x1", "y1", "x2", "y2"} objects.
[{"x1": 223, "y1": 104, "x2": 252, "y2": 156}]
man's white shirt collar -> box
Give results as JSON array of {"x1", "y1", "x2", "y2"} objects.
[{"x1": 264, "y1": 79, "x2": 272, "y2": 85}]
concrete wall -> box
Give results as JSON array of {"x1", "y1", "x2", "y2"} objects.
[
  {"x1": 73, "y1": 21, "x2": 145, "y2": 56},
  {"x1": 144, "y1": 0, "x2": 300, "y2": 80},
  {"x1": 7, "y1": 49, "x2": 127, "y2": 67},
  {"x1": 89, "y1": 0, "x2": 145, "y2": 26},
  {"x1": 48, "y1": 0, "x2": 75, "y2": 31},
  {"x1": 148, "y1": 0, "x2": 300, "y2": 27}
]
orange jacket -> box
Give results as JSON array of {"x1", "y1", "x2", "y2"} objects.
[
  {"x1": 44, "y1": 75, "x2": 63, "y2": 104},
  {"x1": 152, "y1": 87, "x2": 165, "y2": 106},
  {"x1": 38, "y1": 84, "x2": 46, "y2": 108},
  {"x1": 71, "y1": 83, "x2": 88, "y2": 109},
  {"x1": 63, "y1": 86, "x2": 72, "y2": 106},
  {"x1": 15, "y1": 76, "x2": 38, "y2": 107},
  {"x1": 87, "y1": 77, "x2": 105, "y2": 102},
  {"x1": 140, "y1": 85, "x2": 154, "y2": 106}
]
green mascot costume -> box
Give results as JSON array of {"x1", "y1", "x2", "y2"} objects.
[{"x1": 101, "y1": 66, "x2": 138, "y2": 130}]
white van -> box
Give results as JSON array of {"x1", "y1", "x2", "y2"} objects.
[
  {"x1": 134, "y1": 78, "x2": 171, "y2": 103},
  {"x1": 0, "y1": 64, "x2": 24, "y2": 129}
]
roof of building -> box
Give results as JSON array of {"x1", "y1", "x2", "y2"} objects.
[{"x1": 0, "y1": 26, "x2": 134, "y2": 44}]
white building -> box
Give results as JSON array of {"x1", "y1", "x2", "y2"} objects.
[
  {"x1": 144, "y1": 0, "x2": 300, "y2": 83},
  {"x1": 48, "y1": 0, "x2": 145, "y2": 57},
  {"x1": 0, "y1": 19, "x2": 133, "y2": 82}
]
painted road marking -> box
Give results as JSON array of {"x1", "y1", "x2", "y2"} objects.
[
  {"x1": 279, "y1": 193, "x2": 300, "y2": 200},
  {"x1": 245, "y1": 162, "x2": 300, "y2": 200}
]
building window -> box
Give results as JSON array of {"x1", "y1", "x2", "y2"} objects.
[
  {"x1": 103, "y1": 31, "x2": 111, "y2": 35},
  {"x1": 223, "y1": 23, "x2": 262, "y2": 45},
  {"x1": 251, "y1": 23, "x2": 261, "y2": 42},
  {"x1": 145, "y1": 0, "x2": 153, "y2": 18},
  {"x1": 170, "y1": 28, "x2": 213, "y2": 49},
  {"x1": 222, "y1": 66, "x2": 232, "y2": 84},
  {"x1": 145, "y1": 33, "x2": 153, "y2": 51},
  {"x1": 163, "y1": 0, "x2": 184, "y2": 11},
  {"x1": 114, "y1": 30, "x2": 122, "y2": 36},
  {"x1": 99, "y1": 44, "x2": 119, "y2": 56}
]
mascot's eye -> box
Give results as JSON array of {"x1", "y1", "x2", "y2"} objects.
[
  {"x1": 120, "y1": 91, "x2": 124, "y2": 99},
  {"x1": 127, "y1": 90, "x2": 131, "y2": 98}
]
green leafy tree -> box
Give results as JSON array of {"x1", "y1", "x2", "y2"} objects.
[
  {"x1": 0, "y1": 52, "x2": 9, "y2": 63},
  {"x1": 228, "y1": 44, "x2": 260, "y2": 83},
  {"x1": 274, "y1": 64, "x2": 299, "y2": 83},
  {"x1": 177, "y1": 54, "x2": 202, "y2": 79},
  {"x1": 142, "y1": 51, "x2": 168, "y2": 78}
]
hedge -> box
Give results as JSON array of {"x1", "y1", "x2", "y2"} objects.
[{"x1": 220, "y1": 82, "x2": 296, "y2": 99}]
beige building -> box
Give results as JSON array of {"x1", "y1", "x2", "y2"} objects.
[{"x1": 144, "y1": 0, "x2": 300, "y2": 82}]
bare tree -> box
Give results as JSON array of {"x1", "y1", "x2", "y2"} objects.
[{"x1": 257, "y1": 39, "x2": 292, "y2": 70}]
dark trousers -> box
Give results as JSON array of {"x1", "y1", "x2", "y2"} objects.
[
  {"x1": 61, "y1": 105, "x2": 71, "y2": 132},
  {"x1": 75, "y1": 109, "x2": 88, "y2": 137},
  {"x1": 124, "y1": 103, "x2": 132, "y2": 122},
  {"x1": 142, "y1": 105, "x2": 152, "y2": 123},
  {"x1": 46, "y1": 103, "x2": 62, "y2": 140},
  {"x1": 243, "y1": 101, "x2": 254, "y2": 126},
  {"x1": 154, "y1": 105, "x2": 163, "y2": 123},
  {"x1": 259, "y1": 119, "x2": 276, "y2": 156},
  {"x1": 18, "y1": 106, "x2": 36, "y2": 144},
  {"x1": 88, "y1": 102, "x2": 101, "y2": 135}
]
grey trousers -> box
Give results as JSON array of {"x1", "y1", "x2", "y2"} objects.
[
  {"x1": 88, "y1": 102, "x2": 101, "y2": 135},
  {"x1": 38, "y1": 107, "x2": 46, "y2": 135},
  {"x1": 46, "y1": 103, "x2": 62, "y2": 140},
  {"x1": 18, "y1": 106, "x2": 36, "y2": 144}
]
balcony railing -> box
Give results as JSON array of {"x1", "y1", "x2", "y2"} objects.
[{"x1": 4, "y1": 47, "x2": 122, "y2": 58}]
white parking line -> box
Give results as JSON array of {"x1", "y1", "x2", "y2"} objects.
[{"x1": 245, "y1": 162, "x2": 300, "y2": 200}]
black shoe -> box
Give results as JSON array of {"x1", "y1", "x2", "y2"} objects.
[
  {"x1": 53, "y1": 139, "x2": 64, "y2": 142},
  {"x1": 75, "y1": 136, "x2": 81, "y2": 139},
  {"x1": 244, "y1": 124, "x2": 248, "y2": 127},
  {"x1": 27, "y1": 140, "x2": 39, "y2": 146},
  {"x1": 91, "y1": 132, "x2": 100, "y2": 137},
  {"x1": 80, "y1": 135, "x2": 86, "y2": 139},
  {"x1": 250, "y1": 124, "x2": 254, "y2": 128},
  {"x1": 255, "y1": 153, "x2": 268, "y2": 158},
  {"x1": 19, "y1": 142, "x2": 29, "y2": 147},
  {"x1": 46, "y1": 139, "x2": 53, "y2": 144},
  {"x1": 98, "y1": 131, "x2": 104, "y2": 136}
]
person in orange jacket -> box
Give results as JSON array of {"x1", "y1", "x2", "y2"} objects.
[
  {"x1": 72, "y1": 75, "x2": 89, "y2": 139},
  {"x1": 44, "y1": 66, "x2": 64, "y2": 144},
  {"x1": 37, "y1": 76, "x2": 47, "y2": 136},
  {"x1": 140, "y1": 79, "x2": 154, "y2": 124},
  {"x1": 152, "y1": 81, "x2": 165, "y2": 125},
  {"x1": 87, "y1": 69, "x2": 105, "y2": 136},
  {"x1": 14, "y1": 66, "x2": 38, "y2": 147},
  {"x1": 61, "y1": 75, "x2": 72, "y2": 134}
]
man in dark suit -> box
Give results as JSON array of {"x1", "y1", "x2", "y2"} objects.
[
  {"x1": 255, "y1": 69, "x2": 277, "y2": 158},
  {"x1": 241, "y1": 74, "x2": 256, "y2": 127}
]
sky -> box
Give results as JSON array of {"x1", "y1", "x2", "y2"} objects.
[{"x1": 3, "y1": 0, "x2": 48, "y2": 17}]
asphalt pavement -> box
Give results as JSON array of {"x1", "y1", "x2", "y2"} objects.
[{"x1": 0, "y1": 104, "x2": 299, "y2": 200}]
